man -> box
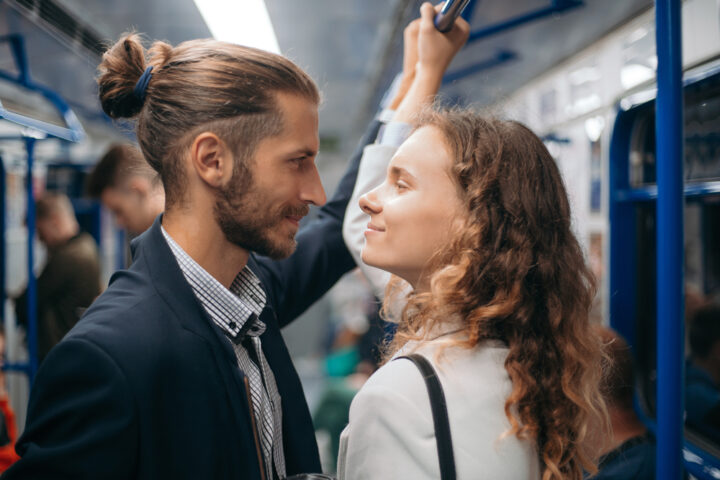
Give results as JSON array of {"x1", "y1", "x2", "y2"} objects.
[
  {"x1": 593, "y1": 327, "x2": 655, "y2": 480},
  {"x1": 14, "y1": 192, "x2": 101, "y2": 363},
  {"x1": 86, "y1": 143, "x2": 164, "y2": 234},
  {"x1": 4, "y1": 35, "x2": 381, "y2": 480}
]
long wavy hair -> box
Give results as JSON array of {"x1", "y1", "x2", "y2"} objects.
[{"x1": 382, "y1": 108, "x2": 608, "y2": 480}]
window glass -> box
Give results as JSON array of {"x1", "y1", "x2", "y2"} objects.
[{"x1": 629, "y1": 76, "x2": 720, "y2": 186}]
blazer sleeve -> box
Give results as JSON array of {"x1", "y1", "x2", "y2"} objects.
[
  {"x1": 3, "y1": 338, "x2": 137, "y2": 480},
  {"x1": 252, "y1": 120, "x2": 382, "y2": 327},
  {"x1": 337, "y1": 363, "x2": 439, "y2": 480},
  {"x1": 341, "y1": 143, "x2": 396, "y2": 300}
]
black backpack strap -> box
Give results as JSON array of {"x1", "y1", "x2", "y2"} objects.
[{"x1": 395, "y1": 354, "x2": 456, "y2": 480}]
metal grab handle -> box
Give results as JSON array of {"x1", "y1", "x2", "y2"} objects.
[{"x1": 434, "y1": 0, "x2": 472, "y2": 32}]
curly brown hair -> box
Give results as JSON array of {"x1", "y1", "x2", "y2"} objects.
[{"x1": 382, "y1": 108, "x2": 608, "y2": 480}]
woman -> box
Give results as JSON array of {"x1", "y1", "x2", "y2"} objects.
[{"x1": 337, "y1": 7, "x2": 608, "y2": 480}]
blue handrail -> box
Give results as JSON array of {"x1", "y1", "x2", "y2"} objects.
[
  {"x1": 0, "y1": 34, "x2": 86, "y2": 385},
  {"x1": 24, "y1": 138, "x2": 39, "y2": 381},
  {"x1": 443, "y1": 50, "x2": 517, "y2": 84},
  {"x1": 466, "y1": 0, "x2": 583, "y2": 44},
  {"x1": 655, "y1": 0, "x2": 685, "y2": 478},
  {"x1": 0, "y1": 34, "x2": 85, "y2": 142}
]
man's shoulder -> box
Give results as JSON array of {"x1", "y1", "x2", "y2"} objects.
[
  {"x1": 53, "y1": 233, "x2": 99, "y2": 264},
  {"x1": 73, "y1": 270, "x2": 168, "y2": 337}
]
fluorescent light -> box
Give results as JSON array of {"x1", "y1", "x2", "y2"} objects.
[{"x1": 193, "y1": 0, "x2": 280, "y2": 54}]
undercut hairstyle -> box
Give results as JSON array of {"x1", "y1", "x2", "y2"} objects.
[
  {"x1": 86, "y1": 143, "x2": 156, "y2": 197},
  {"x1": 36, "y1": 192, "x2": 76, "y2": 222},
  {"x1": 97, "y1": 34, "x2": 320, "y2": 208},
  {"x1": 382, "y1": 108, "x2": 608, "y2": 480}
]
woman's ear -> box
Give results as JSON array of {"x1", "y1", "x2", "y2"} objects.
[{"x1": 189, "y1": 132, "x2": 233, "y2": 188}]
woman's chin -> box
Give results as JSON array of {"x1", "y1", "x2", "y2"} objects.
[{"x1": 360, "y1": 250, "x2": 385, "y2": 271}]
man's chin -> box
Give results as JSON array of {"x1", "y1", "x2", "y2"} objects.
[{"x1": 253, "y1": 236, "x2": 297, "y2": 260}]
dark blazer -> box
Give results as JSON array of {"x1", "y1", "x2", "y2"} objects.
[{"x1": 4, "y1": 121, "x2": 381, "y2": 480}]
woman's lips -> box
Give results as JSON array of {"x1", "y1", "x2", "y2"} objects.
[{"x1": 364, "y1": 222, "x2": 385, "y2": 235}]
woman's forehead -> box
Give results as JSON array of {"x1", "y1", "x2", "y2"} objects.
[{"x1": 390, "y1": 126, "x2": 452, "y2": 175}]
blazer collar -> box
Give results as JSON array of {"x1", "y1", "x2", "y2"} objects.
[{"x1": 131, "y1": 215, "x2": 235, "y2": 355}]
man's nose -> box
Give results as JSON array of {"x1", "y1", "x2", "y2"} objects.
[{"x1": 300, "y1": 165, "x2": 327, "y2": 206}]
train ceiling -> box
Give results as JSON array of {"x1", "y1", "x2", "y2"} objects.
[{"x1": 0, "y1": 0, "x2": 651, "y2": 155}]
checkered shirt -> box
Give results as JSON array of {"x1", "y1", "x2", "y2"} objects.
[{"x1": 161, "y1": 227, "x2": 285, "y2": 478}]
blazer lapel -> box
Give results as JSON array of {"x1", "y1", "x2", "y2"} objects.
[{"x1": 133, "y1": 216, "x2": 258, "y2": 447}]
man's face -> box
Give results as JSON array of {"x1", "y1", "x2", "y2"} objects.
[
  {"x1": 35, "y1": 216, "x2": 62, "y2": 247},
  {"x1": 214, "y1": 93, "x2": 325, "y2": 259},
  {"x1": 101, "y1": 184, "x2": 153, "y2": 234}
]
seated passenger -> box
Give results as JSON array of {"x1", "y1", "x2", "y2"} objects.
[
  {"x1": 14, "y1": 192, "x2": 101, "y2": 363},
  {"x1": 592, "y1": 327, "x2": 655, "y2": 480},
  {"x1": 336, "y1": 5, "x2": 608, "y2": 479},
  {"x1": 86, "y1": 143, "x2": 164, "y2": 234},
  {"x1": 686, "y1": 303, "x2": 720, "y2": 434}
]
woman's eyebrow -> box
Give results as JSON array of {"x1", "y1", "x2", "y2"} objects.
[{"x1": 389, "y1": 165, "x2": 417, "y2": 181}]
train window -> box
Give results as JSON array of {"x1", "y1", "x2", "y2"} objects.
[
  {"x1": 625, "y1": 71, "x2": 720, "y2": 454},
  {"x1": 621, "y1": 25, "x2": 656, "y2": 90},
  {"x1": 634, "y1": 197, "x2": 720, "y2": 452},
  {"x1": 590, "y1": 139, "x2": 602, "y2": 213},
  {"x1": 629, "y1": 79, "x2": 720, "y2": 186},
  {"x1": 568, "y1": 60, "x2": 601, "y2": 116},
  {"x1": 540, "y1": 88, "x2": 557, "y2": 124}
]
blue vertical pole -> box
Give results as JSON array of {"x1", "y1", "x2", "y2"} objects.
[
  {"x1": 1, "y1": 155, "x2": 5, "y2": 325},
  {"x1": 655, "y1": 0, "x2": 684, "y2": 478},
  {"x1": 25, "y1": 137, "x2": 38, "y2": 383}
]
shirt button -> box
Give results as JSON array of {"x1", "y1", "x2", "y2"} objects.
[{"x1": 228, "y1": 321, "x2": 237, "y2": 330}]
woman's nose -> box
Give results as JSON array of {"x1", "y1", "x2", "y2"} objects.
[{"x1": 359, "y1": 187, "x2": 382, "y2": 215}]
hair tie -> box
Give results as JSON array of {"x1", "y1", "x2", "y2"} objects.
[{"x1": 133, "y1": 66, "x2": 154, "y2": 104}]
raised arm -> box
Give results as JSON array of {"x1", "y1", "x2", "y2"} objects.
[{"x1": 342, "y1": 2, "x2": 470, "y2": 299}]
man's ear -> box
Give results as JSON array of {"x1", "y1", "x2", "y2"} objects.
[
  {"x1": 189, "y1": 132, "x2": 233, "y2": 188},
  {"x1": 127, "y1": 177, "x2": 151, "y2": 198}
]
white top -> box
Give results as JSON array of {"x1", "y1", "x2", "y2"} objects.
[{"x1": 337, "y1": 337, "x2": 541, "y2": 480}]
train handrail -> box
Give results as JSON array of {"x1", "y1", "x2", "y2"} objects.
[
  {"x1": 0, "y1": 34, "x2": 85, "y2": 142},
  {"x1": 466, "y1": 0, "x2": 583, "y2": 44},
  {"x1": 0, "y1": 34, "x2": 86, "y2": 385}
]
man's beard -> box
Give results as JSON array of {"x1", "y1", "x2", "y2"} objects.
[{"x1": 214, "y1": 167, "x2": 309, "y2": 259}]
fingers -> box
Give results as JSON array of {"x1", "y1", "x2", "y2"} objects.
[
  {"x1": 403, "y1": 18, "x2": 420, "y2": 41},
  {"x1": 419, "y1": 2, "x2": 435, "y2": 31}
]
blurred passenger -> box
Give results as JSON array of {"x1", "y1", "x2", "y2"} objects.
[
  {"x1": 592, "y1": 327, "x2": 654, "y2": 480},
  {"x1": 86, "y1": 143, "x2": 164, "y2": 234},
  {"x1": 337, "y1": 5, "x2": 607, "y2": 479},
  {"x1": 5, "y1": 30, "x2": 379, "y2": 480},
  {"x1": 14, "y1": 192, "x2": 101, "y2": 363},
  {"x1": 687, "y1": 303, "x2": 720, "y2": 432},
  {"x1": 0, "y1": 332, "x2": 20, "y2": 472}
]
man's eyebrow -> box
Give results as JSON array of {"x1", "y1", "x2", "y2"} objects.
[{"x1": 287, "y1": 148, "x2": 317, "y2": 158}]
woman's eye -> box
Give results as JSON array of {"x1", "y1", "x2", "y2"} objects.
[{"x1": 395, "y1": 181, "x2": 408, "y2": 191}]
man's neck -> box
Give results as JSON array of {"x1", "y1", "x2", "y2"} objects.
[
  {"x1": 603, "y1": 406, "x2": 647, "y2": 455},
  {"x1": 162, "y1": 210, "x2": 250, "y2": 289}
]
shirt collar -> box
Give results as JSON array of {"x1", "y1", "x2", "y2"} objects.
[{"x1": 161, "y1": 226, "x2": 267, "y2": 340}]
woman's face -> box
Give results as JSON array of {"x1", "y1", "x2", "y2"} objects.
[{"x1": 359, "y1": 126, "x2": 467, "y2": 289}]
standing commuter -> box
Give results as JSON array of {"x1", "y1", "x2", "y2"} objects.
[
  {"x1": 4, "y1": 33, "x2": 378, "y2": 480},
  {"x1": 86, "y1": 143, "x2": 164, "y2": 235},
  {"x1": 592, "y1": 327, "x2": 654, "y2": 480},
  {"x1": 338, "y1": 4, "x2": 608, "y2": 479},
  {"x1": 14, "y1": 192, "x2": 101, "y2": 363}
]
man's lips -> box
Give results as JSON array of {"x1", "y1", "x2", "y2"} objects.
[{"x1": 285, "y1": 215, "x2": 303, "y2": 226}]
